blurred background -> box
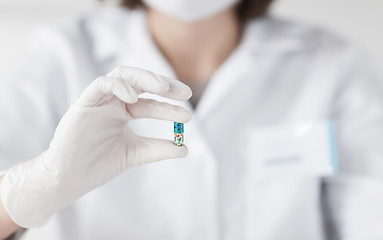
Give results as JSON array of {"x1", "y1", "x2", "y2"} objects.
[
  {"x1": 0, "y1": 0, "x2": 382, "y2": 78},
  {"x1": 0, "y1": 0, "x2": 382, "y2": 238}
]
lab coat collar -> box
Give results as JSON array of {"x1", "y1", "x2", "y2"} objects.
[
  {"x1": 89, "y1": 8, "x2": 132, "y2": 62},
  {"x1": 112, "y1": 10, "x2": 195, "y2": 112}
]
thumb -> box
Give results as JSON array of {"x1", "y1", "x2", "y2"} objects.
[{"x1": 129, "y1": 138, "x2": 188, "y2": 166}]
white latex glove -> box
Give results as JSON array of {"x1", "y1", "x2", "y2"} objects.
[{"x1": 0, "y1": 66, "x2": 192, "y2": 228}]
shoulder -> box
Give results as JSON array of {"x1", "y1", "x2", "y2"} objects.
[
  {"x1": 246, "y1": 15, "x2": 359, "y2": 59},
  {"x1": 53, "y1": 7, "x2": 134, "y2": 40},
  {"x1": 246, "y1": 16, "x2": 375, "y2": 79},
  {"x1": 245, "y1": 16, "x2": 382, "y2": 96},
  {"x1": 30, "y1": 7, "x2": 138, "y2": 60}
]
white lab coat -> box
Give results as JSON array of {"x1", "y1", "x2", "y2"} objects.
[{"x1": 1, "y1": 8, "x2": 383, "y2": 240}]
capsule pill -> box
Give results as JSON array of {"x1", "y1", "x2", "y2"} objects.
[{"x1": 174, "y1": 122, "x2": 184, "y2": 146}]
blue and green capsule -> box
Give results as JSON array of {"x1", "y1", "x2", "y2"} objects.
[{"x1": 174, "y1": 122, "x2": 184, "y2": 146}]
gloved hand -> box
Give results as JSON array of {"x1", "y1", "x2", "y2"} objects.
[{"x1": 0, "y1": 66, "x2": 192, "y2": 228}]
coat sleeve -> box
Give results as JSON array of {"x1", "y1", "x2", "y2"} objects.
[
  {"x1": 0, "y1": 27, "x2": 72, "y2": 171},
  {"x1": 322, "y1": 47, "x2": 383, "y2": 239}
]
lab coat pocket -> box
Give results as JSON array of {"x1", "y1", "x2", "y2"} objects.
[
  {"x1": 243, "y1": 119, "x2": 338, "y2": 181},
  {"x1": 241, "y1": 120, "x2": 336, "y2": 239}
]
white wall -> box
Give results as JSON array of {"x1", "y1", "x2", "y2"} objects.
[{"x1": 1, "y1": 0, "x2": 382, "y2": 78}]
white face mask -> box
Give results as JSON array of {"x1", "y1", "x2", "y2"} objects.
[{"x1": 142, "y1": 0, "x2": 240, "y2": 22}]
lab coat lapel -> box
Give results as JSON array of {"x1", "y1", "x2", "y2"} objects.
[
  {"x1": 194, "y1": 41, "x2": 255, "y2": 120},
  {"x1": 195, "y1": 16, "x2": 302, "y2": 120}
]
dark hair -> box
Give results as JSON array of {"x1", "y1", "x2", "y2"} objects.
[{"x1": 120, "y1": 0, "x2": 274, "y2": 23}]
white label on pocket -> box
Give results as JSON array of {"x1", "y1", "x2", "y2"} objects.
[{"x1": 245, "y1": 120, "x2": 337, "y2": 180}]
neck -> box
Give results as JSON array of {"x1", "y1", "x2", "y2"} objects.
[{"x1": 147, "y1": 8, "x2": 241, "y2": 85}]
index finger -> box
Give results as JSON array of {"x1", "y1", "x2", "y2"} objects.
[{"x1": 107, "y1": 66, "x2": 192, "y2": 101}]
